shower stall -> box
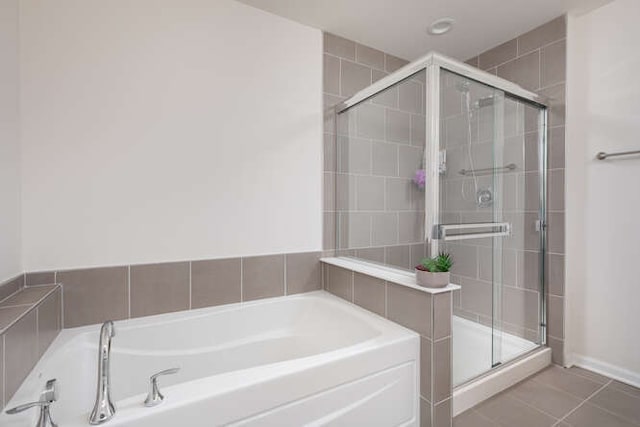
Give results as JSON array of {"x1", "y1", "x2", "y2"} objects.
[{"x1": 333, "y1": 52, "x2": 548, "y2": 395}]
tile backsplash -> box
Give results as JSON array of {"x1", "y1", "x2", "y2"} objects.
[
  {"x1": 0, "y1": 276, "x2": 61, "y2": 409},
  {"x1": 27, "y1": 251, "x2": 322, "y2": 329}
]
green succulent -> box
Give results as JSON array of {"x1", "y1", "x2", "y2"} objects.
[{"x1": 419, "y1": 253, "x2": 453, "y2": 273}]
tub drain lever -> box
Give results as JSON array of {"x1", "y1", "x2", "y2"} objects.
[{"x1": 144, "y1": 368, "x2": 180, "y2": 407}]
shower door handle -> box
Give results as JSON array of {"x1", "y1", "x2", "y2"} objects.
[{"x1": 434, "y1": 222, "x2": 511, "y2": 241}]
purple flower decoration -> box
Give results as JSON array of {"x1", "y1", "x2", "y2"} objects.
[{"x1": 413, "y1": 169, "x2": 426, "y2": 189}]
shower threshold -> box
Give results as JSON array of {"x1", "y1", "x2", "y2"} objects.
[{"x1": 452, "y1": 316, "x2": 551, "y2": 416}]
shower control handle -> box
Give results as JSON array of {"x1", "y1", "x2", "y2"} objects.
[{"x1": 144, "y1": 368, "x2": 180, "y2": 407}]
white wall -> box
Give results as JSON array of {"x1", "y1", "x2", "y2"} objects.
[
  {"x1": 566, "y1": 0, "x2": 640, "y2": 386},
  {"x1": 19, "y1": 0, "x2": 323, "y2": 271},
  {"x1": 0, "y1": 0, "x2": 22, "y2": 282}
]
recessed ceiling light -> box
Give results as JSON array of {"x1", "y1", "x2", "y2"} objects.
[{"x1": 427, "y1": 18, "x2": 455, "y2": 35}]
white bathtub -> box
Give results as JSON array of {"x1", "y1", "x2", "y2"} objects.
[{"x1": 2, "y1": 291, "x2": 419, "y2": 426}]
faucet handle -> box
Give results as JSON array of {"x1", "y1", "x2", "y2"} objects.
[
  {"x1": 144, "y1": 368, "x2": 180, "y2": 407},
  {"x1": 6, "y1": 379, "x2": 58, "y2": 427}
]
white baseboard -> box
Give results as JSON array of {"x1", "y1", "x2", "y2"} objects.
[
  {"x1": 571, "y1": 354, "x2": 640, "y2": 388},
  {"x1": 453, "y1": 347, "x2": 551, "y2": 416}
]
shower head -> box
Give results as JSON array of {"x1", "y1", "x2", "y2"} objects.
[{"x1": 455, "y1": 80, "x2": 471, "y2": 93}]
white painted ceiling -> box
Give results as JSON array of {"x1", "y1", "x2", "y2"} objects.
[{"x1": 236, "y1": 0, "x2": 612, "y2": 60}]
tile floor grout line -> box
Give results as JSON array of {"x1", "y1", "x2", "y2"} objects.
[
  {"x1": 552, "y1": 379, "x2": 613, "y2": 426},
  {"x1": 582, "y1": 389, "x2": 640, "y2": 427},
  {"x1": 506, "y1": 392, "x2": 563, "y2": 423}
]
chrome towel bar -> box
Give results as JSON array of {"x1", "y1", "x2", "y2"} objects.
[
  {"x1": 459, "y1": 163, "x2": 517, "y2": 176},
  {"x1": 596, "y1": 150, "x2": 640, "y2": 160},
  {"x1": 434, "y1": 222, "x2": 511, "y2": 241}
]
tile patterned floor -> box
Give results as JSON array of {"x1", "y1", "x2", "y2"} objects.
[{"x1": 454, "y1": 366, "x2": 640, "y2": 427}]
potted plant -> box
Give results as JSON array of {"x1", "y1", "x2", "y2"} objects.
[{"x1": 415, "y1": 253, "x2": 453, "y2": 288}]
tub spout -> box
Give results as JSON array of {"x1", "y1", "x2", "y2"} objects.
[{"x1": 89, "y1": 321, "x2": 116, "y2": 424}]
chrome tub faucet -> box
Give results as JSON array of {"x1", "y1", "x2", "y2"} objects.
[{"x1": 89, "y1": 320, "x2": 116, "y2": 424}]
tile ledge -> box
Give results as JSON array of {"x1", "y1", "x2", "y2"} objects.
[
  {"x1": 0, "y1": 284, "x2": 60, "y2": 335},
  {"x1": 321, "y1": 257, "x2": 460, "y2": 294}
]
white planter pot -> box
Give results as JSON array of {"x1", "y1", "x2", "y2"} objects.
[{"x1": 415, "y1": 269, "x2": 450, "y2": 288}]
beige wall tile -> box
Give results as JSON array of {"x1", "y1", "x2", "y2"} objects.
[
  {"x1": 459, "y1": 277, "x2": 492, "y2": 318},
  {"x1": 355, "y1": 247, "x2": 385, "y2": 264},
  {"x1": 356, "y1": 44, "x2": 385, "y2": 70},
  {"x1": 353, "y1": 273, "x2": 385, "y2": 316},
  {"x1": 340, "y1": 60, "x2": 371, "y2": 97},
  {"x1": 478, "y1": 39, "x2": 517, "y2": 70},
  {"x1": 385, "y1": 245, "x2": 412, "y2": 270},
  {"x1": 546, "y1": 253, "x2": 565, "y2": 296},
  {"x1": 537, "y1": 83, "x2": 565, "y2": 127},
  {"x1": 242, "y1": 255, "x2": 285, "y2": 301},
  {"x1": 191, "y1": 258, "x2": 241, "y2": 309},
  {"x1": 25, "y1": 272, "x2": 54, "y2": 286},
  {"x1": 549, "y1": 126, "x2": 565, "y2": 169},
  {"x1": 356, "y1": 175, "x2": 385, "y2": 211},
  {"x1": 399, "y1": 211, "x2": 424, "y2": 244},
  {"x1": 59, "y1": 266, "x2": 128, "y2": 327},
  {"x1": 398, "y1": 145, "x2": 423, "y2": 178},
  {"x1": 130, "y1": 262, "x2": 189, "y2": 317},
  {"x1": 411, "y1": 114, "x2": 426, "y2": 146},
  {"x1": 421, "y1": 397, "x2": 432, "y2": 427},
  {"x1": 385, "y1": 54, "x2": 408, "y2": 72},
  {"x1": 420, "y1": 336, "x2": 432, "y2": 402},
  {"x1": 548, "y1": 212, "x2": 565, "y2": 254},
  {"x1": 548, "y1": 335, "x2": 564, "y2": 365},
  {"x1": 548, "y1": 294, "x2": 564, "y2": 339},
  {"x1": 37, "y1": 288, "x2": 61, "y2": 356},
  {"x1": 541, "y1": 40, "x2": 566, "y2": 88},
  {"x1": 386, "y1": 109, "x2": 411, "y2": 143},
  {"x1": 371, "y1": 213, "x2": 398, "y2": 246},
  {"x1": 340, "y1": 212, "x2": 372, "y2": 248},
  {"x1": 371, "y1": 85, "x2": 398, "y2": 108},
  {"x1": 399, "y1": 79, "x2": 422, "y2": 114},
  {"x1": 433, "y1": 293, "x2": 452, "y2": 340},
  {"x1": 465, "y1": 56, "x2": 479, "y2": 68},
  {"x1": 4, "y1": 310, "x2": 38, "y2": 403},
  {"x1": 0, "y1": 305, "x2": 31, "y2": 332},
  {"x1": 286, "y1": 252, "x2": 321, "y2": 295},
  {"x1": 548, "y1": 169, "x2": 565, "y2": 211},
  {"x1": 434, "y1": 398, "x2": 452, "y2": 427},
  {"x1": 0, "y1": 275, "x2": 22, "y2": 302},
  {"x1": 323, "y1": 54, "x2": 340, "y2": 96},
  {"x1": 503, "y1": 287, "x2": 539, "y2": 330},
  {"x1": 386, "y1": 178, "x2": 413, "y2": 211},
  {"x1": 434, "y1": 338, "x2": 452, "y2": 403},
  {"x1": 338, "y1": 135, "x2": 372, "y2": 174},
  {"x1": 324, "y1": 133, "x2": 336, "y2": 173},
  {"x1": 497, "y1": 51, "x2": 540, "y2": 91},
  {"x1": 387, "y1": 283, "x2": 431, "y2": 336},
  {"x1": 324, "y1": 33, "x2": 356, "y2": 60},
  {"x1": 517, "y1": 16, "x2": 566, "y2": 55},
  {"x1": 323, "y1": 212, "x2": 336, "y2": 250},
  {"x1": 325, "y1": 264, "x2": 353, "y2": 301},
  {"x1": 372, "y1": 141, "x2": 398, "y2": 176},
  {"x1": 356, "y1": 103, "x2": 385, "y2": 139},
  {"x1": 0, "y1": 285, "x2": 55, "y2": 307}
]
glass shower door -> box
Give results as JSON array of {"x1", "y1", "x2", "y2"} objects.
[{"x1": 433, "y1": 70, "x2": 544, "y2": 386}]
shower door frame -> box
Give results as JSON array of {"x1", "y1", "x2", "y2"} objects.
[{"x1": 335, "y1": 51, "x2": 549, "y2": 359}]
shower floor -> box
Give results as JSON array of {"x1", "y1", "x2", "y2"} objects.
[{"x1": 453, "y1": 316, "x2": 538, "y2": 386}]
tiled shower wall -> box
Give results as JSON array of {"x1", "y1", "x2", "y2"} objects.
[
  {"x1": 323, "y1": 33, "x2": 429, "y2": 270},
  {"x1": 438, "y1": 71, "x2": 546, "y2": 345},
  {"x1": 463, "y1": 16, "x2": 566, "y2": 364}
]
